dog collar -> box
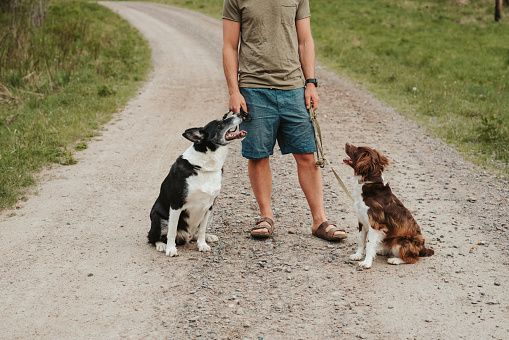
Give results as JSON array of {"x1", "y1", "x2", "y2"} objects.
[{"x1": 358, "y1": 179, "x2": 375, "y2": 184}]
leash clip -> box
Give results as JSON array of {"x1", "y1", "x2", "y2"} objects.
[
  {"x1": 240, "y1": 107, "x2": 252, "y2": 122},
  {"x1": 315, "y1": 158, "x2": 325, "y2": 168},
  {"x1": 222, "y1": 108, "x2": 252, "y2": 122}
]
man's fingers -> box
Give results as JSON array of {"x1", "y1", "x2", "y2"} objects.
[
  {"x1": 229, "y1": 93, "x2": 247, "y2": 114},
  {"x1": 311, "y1": 97, "x2": 319, "y2": 110},
  {"x1": 231, "y1": 105, "x2": 246, "y2": 114},
  {"x1": 229, "y1": 103, "x2": 241, "y2": 113}
]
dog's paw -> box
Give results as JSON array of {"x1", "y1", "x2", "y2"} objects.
[
  {"x1": 358, "y1": 260, "x2": 372, "y2": 269},
  {"x1": 387, "y1": 257, "x2": 405, "y2": 265},
  {"x1": 166, "y1": 246, "x2": 178, "y2": 257},
  {"x1": 155, "y1": 242, "x2": 166, "y2": 252},
  {"x1": 198, "y1": 242, "x2": 211, "y2": 252},
  {"x1": 350, "y1": 253, "x2": 364, "y2": 261},
  {"x1": 205, "y1": 234, "x2": 219, "y2": 243}
]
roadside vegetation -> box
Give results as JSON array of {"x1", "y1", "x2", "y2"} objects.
[
  {"x1": 0, "y1": 0, "x2": 151, "y2": 209},
  {"x1": 152, "y1": 0, "x2": 509, "y2": 176},
  {"x1": 311, "y1": 0, "x2": 508, "y2": 174}
]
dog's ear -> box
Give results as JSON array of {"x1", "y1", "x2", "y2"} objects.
[
  {"x1": 183, "y1": 128, "x2": 205, "y2": 143},
  {"x1": 379, "y1": 153, "x2": 390, "y2": 171},
  {"x1": 354, "y1": 150, "x2": 373, "y2": 178}
]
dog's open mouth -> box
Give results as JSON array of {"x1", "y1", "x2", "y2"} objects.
[
  {"x1": 343, "y1": 157, "x2": 353, "y2": 166},
  {"x1": 225, "y1": 128, "x2": 247, "y2": 141}
]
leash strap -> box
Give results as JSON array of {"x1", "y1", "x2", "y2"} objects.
[
  {"x1": 222, "y1": 108, "x2": 252, "y2": 122},
  {"x1": 309, "y1": 105, "x2": 355, "y2": 203}
]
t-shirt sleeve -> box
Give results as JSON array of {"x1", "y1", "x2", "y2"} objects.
[
  {"x1": 296, "y1": 0, "x2": 310, "y2": 20},
  {"x1": 222, "y1": 0, "x2": 241, "y2": 22}
]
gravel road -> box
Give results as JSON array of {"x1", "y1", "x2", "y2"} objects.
[{"x1": 1, "y1": 2, "x2": 508, "y2": 339}]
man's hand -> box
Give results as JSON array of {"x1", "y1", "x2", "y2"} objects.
[
  {"x1": 229, "y1": 92, "x2": 247, "y2": 114},
  {"x1": 305, "y1": 83, "x2": 319, "y2": 110}
]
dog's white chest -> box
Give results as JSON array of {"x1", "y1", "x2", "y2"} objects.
[
  {"x1": 187, "y1": 171, "x2": 222, "y2": 200},
  {"x1": 181, "y1": 146, "x2": 227, "y2": 201},
  {"x1": 353, "y1": 181, "x2": 370, "y2": 226},
  {"x1": 183, "y1": 172, "x2": 221, "y2": 235}
]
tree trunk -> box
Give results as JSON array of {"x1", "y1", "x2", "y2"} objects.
[{"x1": 495, "y1": 0, "x2": 502, "y2": 22}]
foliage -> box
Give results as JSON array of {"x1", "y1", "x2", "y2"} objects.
[
  {"x1": 0, "y1": 0, "x2": 151, "y2": 209},
  {"x1": 310, "y1": 0, "x2": 508, "y2": 170}
]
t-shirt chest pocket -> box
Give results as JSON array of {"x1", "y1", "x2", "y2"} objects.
[{"x1": 281, "y1": 4, "x2": 297, "y2": 26}]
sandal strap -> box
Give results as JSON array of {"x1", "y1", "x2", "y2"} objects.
[
  {"x1": 314, "y1": 221, "x2": 347, "y2": 239},
  {"x1": 319, "y1": 221, "x2": 334, "y2": 238},
  {"x1": 324, "y1": 223, "x2": 346, "y2": 238},
  {"x1": 252, "y1": 217, "x2": 274, "y2": 232}
]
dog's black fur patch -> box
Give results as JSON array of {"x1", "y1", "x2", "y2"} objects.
[{"x1": 148, "y1": 156, "x2": 197, "y2": 245}]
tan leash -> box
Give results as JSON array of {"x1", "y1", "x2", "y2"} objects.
[{"x1": 309, "y1": 104, "x2": 355, "y2": 203}]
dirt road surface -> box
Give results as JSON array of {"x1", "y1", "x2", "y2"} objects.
[{"x1": 1, "y1": 2, "x2": 508, "y2": 339}]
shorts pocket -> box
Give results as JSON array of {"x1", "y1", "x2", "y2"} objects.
[{"x1": 281, "y1": 5, "x2": 297, "y2": 26}]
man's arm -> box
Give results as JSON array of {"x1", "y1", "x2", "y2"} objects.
[
  {"x1": 222, "y1": 19, "x2": 247, "y2": 113},
  {"x1": 296, "y1": 17, "x2": 319, "y2": 110}
]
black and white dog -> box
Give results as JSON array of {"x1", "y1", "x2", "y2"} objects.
[{"x1": 148, "y1": 113, "x2": 246, "y2": 256}]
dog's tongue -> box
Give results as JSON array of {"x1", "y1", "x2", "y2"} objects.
[{"x1": 343, "y1": 157, "x2": 352, "y2": 165}]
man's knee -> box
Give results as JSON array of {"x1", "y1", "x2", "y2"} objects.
[
  {"x1": 294, "y1": 153, "x2": 316, "y2": 165},
  {"x1": 249, "y1": 157, "x2": 269, "y2": 165},
  {"x1": 248, "y1": 157, "x2": 271, "y2": 172}
]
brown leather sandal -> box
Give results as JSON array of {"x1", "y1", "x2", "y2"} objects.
[
  {"x1": 312, "y1": 221, "x2": 348, "y2": 241},
  {"x1": 251, "y1": 217, "x2": 275, "y2": 238}
]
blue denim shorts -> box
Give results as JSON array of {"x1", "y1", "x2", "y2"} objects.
[{"x1": 239, "y1": 87, "x2": 316, "y2": 160}]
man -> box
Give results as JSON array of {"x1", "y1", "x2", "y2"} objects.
[{"x1": 222, "y1": 0, "x2": 347, "y2": 241}]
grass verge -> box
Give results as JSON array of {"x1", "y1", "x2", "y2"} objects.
[
  {"x1": 150, "y1": 0, "x2": 509, "y2": 177},
  {"x1": 311, "y1": 0, "x2": 508, "y2": 175},
  {"x1": 0, "y1": 0, "x2": 151, "y2": 210}
]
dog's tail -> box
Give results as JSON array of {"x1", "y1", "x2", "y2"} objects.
[
  {"x1": 393, "y1": 234, "x2": 433, "y2": 263},
  {"x1": 419, "y1": 247, "x2": 435, "y2": 257}
]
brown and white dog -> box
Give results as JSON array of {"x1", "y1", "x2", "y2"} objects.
[{"x1": 343, "y1": 143, "x2": 434, "y2": 268}]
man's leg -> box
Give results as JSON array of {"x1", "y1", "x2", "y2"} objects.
[
  {"x1": 293, "y1": 153, "x2": 347, "y2": 237},
  {"x1": 248, "y1": 157, "x2": 274, "y2": 235}
]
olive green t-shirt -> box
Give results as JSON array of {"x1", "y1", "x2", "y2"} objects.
[{"x1": 222, "y1": 0, "x2": 311, "y2": 90}]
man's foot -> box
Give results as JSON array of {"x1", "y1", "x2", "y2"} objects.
[
  {"x1": 251, "y1": 217, "x2": 274, "y2": 238},
  {"x1": 312, "y1": 221, "x2": 347, "y2": 241}
]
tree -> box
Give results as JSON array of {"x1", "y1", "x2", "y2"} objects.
[{"x1": 495, "y1": 0, "x2": 509, "y2": 21}]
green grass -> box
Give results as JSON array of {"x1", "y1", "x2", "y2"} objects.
[
  {"x1": 151, "y1": 0, "x2": 509, "y2": 176},
  {"x1": 311, "y1": 0, "x2": 508, "y2": 172},
  {"x1": 0, "y1": 0, "x2": 151, "y2": 210}
]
